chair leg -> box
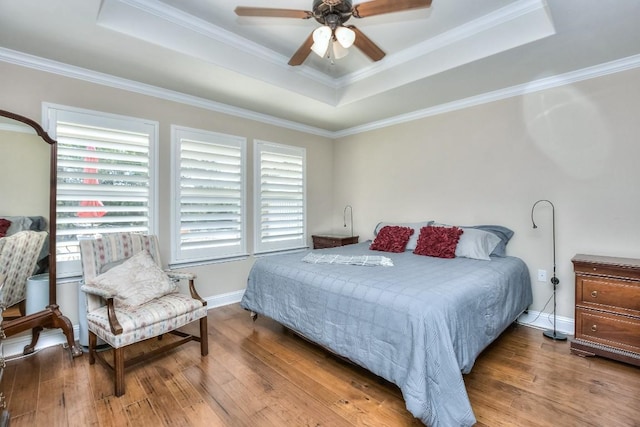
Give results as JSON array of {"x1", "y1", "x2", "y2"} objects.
[
  {"x1": 114, "y1": 347, "x2": 125, "y2": 397},
  {"x1": 199, "y1": 316, "x2": 208, "y2": 356},
  {"x1": 88, "y1": 331, "x2": 97, "y2": 365}
]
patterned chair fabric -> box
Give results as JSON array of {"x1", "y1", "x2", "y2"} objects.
[
  {"x1": 0, "y1": 230, "x2": 48, "y2": 310},
  {"x1": 79, "y1": 232, "x2": 208, "y2": 396}
]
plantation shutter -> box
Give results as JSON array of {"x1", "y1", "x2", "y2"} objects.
[
  {"x1": 49, "y1": 107, "x2": 157, "y2": 277},
  {"x1": 171, "y1": 127, "x2": 246, "y2": 264},
  {"x1": 254, "y1": 141, "x2": 306, "y2": 254}
]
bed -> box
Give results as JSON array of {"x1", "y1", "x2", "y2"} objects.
[{"x1": 241, "y1": 224, "x2": 532, "y2": 426}]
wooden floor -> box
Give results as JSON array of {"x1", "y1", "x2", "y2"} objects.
[{"x1": 2, "y1": 303, "x2": 639, "y2": 426}]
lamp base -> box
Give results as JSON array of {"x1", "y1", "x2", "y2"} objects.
[{"x1": 543, "y1": 329, "x2": 567, "y2": 341}]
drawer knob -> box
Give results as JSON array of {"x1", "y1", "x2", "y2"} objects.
[
  {"x1": 591, "y1": 324, "x2": 597, "y2": 332},
  {"x1": 590, "y1": 290, "x2": 598, "y2": 298}
]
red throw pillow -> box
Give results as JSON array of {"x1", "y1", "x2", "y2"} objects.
[
  {"x1": 0, "y1": 218, "x2": 11, "y2": 238},
  {"x1": 370, "y1": 225, "x2": 414, "y2": 253},
  {"x1": 413, "y1": 225, "x2": 464, "y2": 258}
]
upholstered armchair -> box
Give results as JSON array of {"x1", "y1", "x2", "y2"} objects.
[
  {"x1": 0, "y1": 230, "x2": 48, "y2": 314},
  {"x1": 79, "y1": 233, "x2": 208, "y2": 396}
]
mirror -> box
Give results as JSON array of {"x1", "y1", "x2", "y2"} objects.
[{"x1": 0, "y1": 109, "x2": 81, "y2": 357}]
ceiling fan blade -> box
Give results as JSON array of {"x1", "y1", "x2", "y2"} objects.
[
  {"x1": 288, "y1": 32, "x2": 315, "y2": 66},
  {"x1": 352, "y1": 0, "x2": 432, "y2": 18},
  {"x1": 348, "y1": 26, "x2": 385, "y2": 61},
  {"x1": 234, "y1": 7, "x2": 312, "y2": 19}
]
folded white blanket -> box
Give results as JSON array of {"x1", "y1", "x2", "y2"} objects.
[{"x1": 302, "y1": 253, "x2": 393, "y2": 267}]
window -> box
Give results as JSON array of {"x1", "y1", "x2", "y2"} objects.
[
  {"x1": 254, "y1": 140, "x2": 306, "y2": 254},
  {"x1": 171, "y1": 126, "x2": 247, "y2": 265},
  {"x1": 45, "y1": 104, "x2": 158, "y2": 277}
]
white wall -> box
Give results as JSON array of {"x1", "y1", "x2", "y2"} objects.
[{"x1": 332, "y1": 67, "x2": 640, "y2": 321}]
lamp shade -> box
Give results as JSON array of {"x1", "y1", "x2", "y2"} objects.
[
  {"x1": 334, "y1": 26, "x2": 356, "y2": 48},
  {"x1": 311, "y1": 25, "x2": 332, "y2": 57},
  {"x1": 332, "y1": 41, "x2": 349, "y2": 59}
]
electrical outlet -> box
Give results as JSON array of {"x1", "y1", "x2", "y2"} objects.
[{"x1": 537, "y1": 269, "x2": 547, "y2": 282}]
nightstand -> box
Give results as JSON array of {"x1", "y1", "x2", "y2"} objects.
[{"x1": 311, "y1": 234, "x2": 359, "y2": 249}]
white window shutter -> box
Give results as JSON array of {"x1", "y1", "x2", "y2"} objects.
[
  {"x1": 254, "y1": 140, "x2": 306, "y2": 254},
  {"x1": 47, "y1": 105, "x2": 158, "y2": 278},
  {"x1": 171, "y1": 126, "x2": 247, "y2": 264}
]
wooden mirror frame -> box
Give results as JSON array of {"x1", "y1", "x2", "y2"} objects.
[{"x1": 0, "y1": 109, "x2": 82, "y2": 358}]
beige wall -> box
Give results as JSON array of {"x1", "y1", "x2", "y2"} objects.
[
  {"x1": 332, "y1": 67, "x2": 640, "y2": 319},
  {"x1": 0, "y1": 62, "x2": 334, "y2": 324},
  {"x1": 0, "y1": 129, "x2": 50, "y2": 218}
]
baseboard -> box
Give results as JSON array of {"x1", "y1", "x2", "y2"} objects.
[
  {"x1": 517, "y1": 310, "x2": 574, "y2": 336},
  {"x1": 205, "y1": 289, "x2": 244, "y2": 308},
  {"x1": 2, "y1": 290, "x2": 246, "y2": 359}
]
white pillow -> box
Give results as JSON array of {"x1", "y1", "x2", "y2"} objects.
[
  {"x1": 87, "y1": 250, "x2": 177, "y2": 308},
  {"x1": 374, "y1": 221, "x2": 432, "y2": 251},
  {"x1": 455, "y1": 227, "x2": 501, "y2": 261}
]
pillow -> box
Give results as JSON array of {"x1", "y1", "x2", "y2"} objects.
[
  {"x1": 455, "y1": 227, "x2": 502, "y2": 260},
  {"x1": 87, "y1": 250, "x2": 177, "y2": 308},
  {"x1": 370, "y1": 225, "x2": 414, "y2": 253},
  {"x1": 413, "y1": 225, "x2": 463, "y2": 258},
  {"x1": 468, "y1": 225, "x2": 514, "y2": 257},
  {"x1": 374, "y1": 221, "x2": 432, "y2": 251},
  {"x1": 0, "y1": 218, "x2": 11, "y2": 238}
]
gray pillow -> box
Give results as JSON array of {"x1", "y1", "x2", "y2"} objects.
[{"x1": 467, "y1": 225, "x2": 514, "y2": 257}]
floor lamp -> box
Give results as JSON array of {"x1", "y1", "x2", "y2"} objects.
[{"x1": 531, "y1": 199, "x2": 567, "y2": 341}]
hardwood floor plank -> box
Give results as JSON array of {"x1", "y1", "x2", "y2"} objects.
[
  {"x1": 181, "y1": 400, "x2": 228, "y2": 427},
  {"x1": 135, "y1": 363, "x2": 192, "y2": 426},
  {"x1": 37, "y1": 377, "x2": 68, "y2": 427},
  {"x1": 122, "y1": 398, "x2": 162, "y2": 427},
  {"x1": 8, "y1": 354, "x2": 42, "y2": 416},
  {"x1": 182, "y1": 363, "x2": 255, "y2": 427},
  {"x1": 94, "y1": 396, "x2": 131, "y2": 427},
  {"x1": 62, "y1": 355, "x2": 100, "y2": 427},
  {"x1": 5, "y1": 409, "x2": 37, "y2": 427}
]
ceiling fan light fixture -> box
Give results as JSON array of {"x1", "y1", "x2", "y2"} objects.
[
  {"x1": 334, "y1": 25, "x2": 356, "y2": 48},
  {"x1": 332, "y1": 40, "x2": 349, "y2": 59},
  {"x1": 311, "y1": 25, "x2": 332, "y2": 57},
  {"x1": 311, "y1": 41, "x2": 329, "y2": 57}
]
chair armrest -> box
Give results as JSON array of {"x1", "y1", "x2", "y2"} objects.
[
  {"x1": 165, "y1": 271, "x2": 196, "y2": 281},
  {"x1": 80, "y1": 285, "x2": 123, "y2": 335},
  {"x1": 165, "y1": 270, "x2": 206, "y2": 306},
  {"x1": 105, "y1": 298, "x2": 123, "y2": 335},
  {"x1": 80, "y1": 284, "x2": 115, "y2": 299}
]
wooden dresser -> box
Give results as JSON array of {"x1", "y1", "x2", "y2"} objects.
[
  {"x1": 571, "y1": 254, "x2": 640, "y2": 366},
  {"x1": 311, "y1": 234, "x2": 359, "y2": 249}
]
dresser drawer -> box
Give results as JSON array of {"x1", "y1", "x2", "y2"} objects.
[
  {"x1": 573, "y1": 255, "x2": 640, "y2": 281},
  {"x1": 577, "y1": 277, "x2": 640, "y2": 316},
  {"x1": 575, "y1": 308, "x2": 640, "y2": 354}
]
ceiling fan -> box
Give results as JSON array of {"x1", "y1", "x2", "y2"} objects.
[{"x1": 235, "y1": 0, "x2": 433, "y2": 66}]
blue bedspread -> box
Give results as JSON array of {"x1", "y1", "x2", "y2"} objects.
[{"x1": 241, "y1": 242, "x2": 532, "y2": 426}]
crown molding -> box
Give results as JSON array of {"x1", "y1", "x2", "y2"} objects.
[
  {"x1": 0, "y1": 47, "x2": 333, "y2": 138},
  {"x1": 334, "y1": 53, "x2": 640, "y2": 138},
  {"x1": 1, "y1": 47, "x2": 639, "y2": 139}
]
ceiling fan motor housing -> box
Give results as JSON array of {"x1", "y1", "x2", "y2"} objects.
[{"x1": 313, "y1": 0, "x2": 353, "y2": 26}]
